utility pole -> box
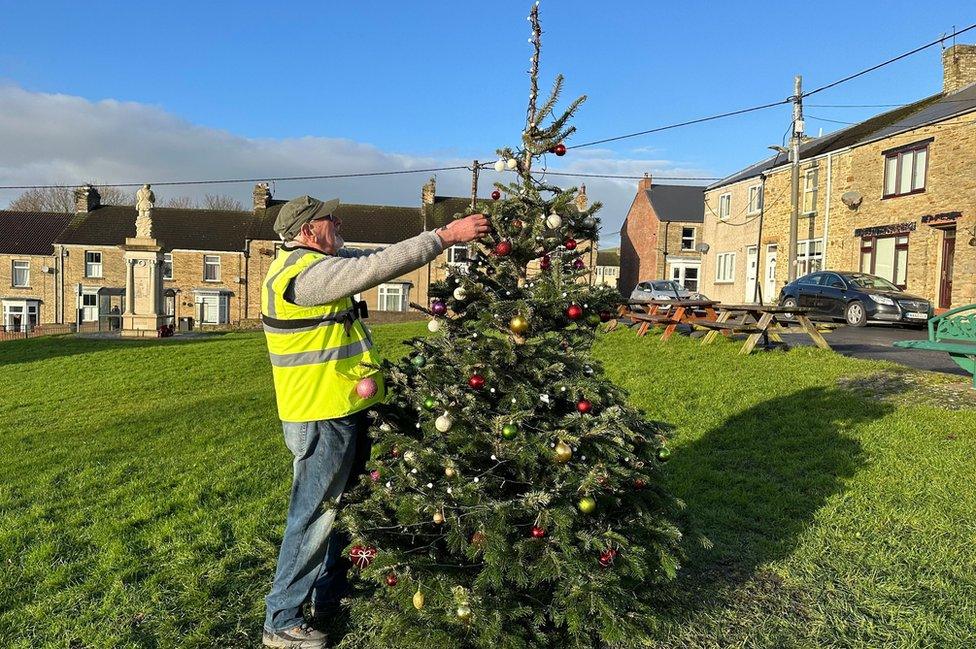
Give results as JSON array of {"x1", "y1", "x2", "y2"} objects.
[
  {"x1": 470, "y1": 160, "x2": 480, "y2": 210},
  {"x1": 787, "y1": 75, "x2": 804, "y2": 283}
]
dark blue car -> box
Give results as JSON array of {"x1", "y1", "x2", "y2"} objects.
[{"x1": 778, "y1": 271, "x2": 932, "y2": 327}]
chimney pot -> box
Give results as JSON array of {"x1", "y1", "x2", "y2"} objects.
[
  {"x1": 943, "y1": 44, "x2": 976, "y2": 94},
  {"x1": 253, "y1": 182, "x2": 272, "y2": 212},
  {"x1": 74, "y1": 184, "x2": 101, "y2": 213}
]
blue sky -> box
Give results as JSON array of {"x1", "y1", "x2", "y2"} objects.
[{"x1": 1, "y1": 0, "x2": 972, "y2": 244}]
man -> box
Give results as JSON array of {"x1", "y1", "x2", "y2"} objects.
[{"x1": 261, "y1": 195, "x2": 489, "y2": 648}]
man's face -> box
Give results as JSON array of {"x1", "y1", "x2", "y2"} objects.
[{"x1": 300, "y1": 215, "x2": 344, "y2": 254}]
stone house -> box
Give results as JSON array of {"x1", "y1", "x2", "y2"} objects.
[
  {"x1": 0, "y1": 210, "x2": 74, "y2": 330},
  {"x1": 593, "y1": 249, "x2": 620, "y2": 288},
  {"x1": 701, "y1": 43, "x2": 976, "y2": 311},
  {"x1": 619, "y1": 175, "x2": 705, "y2": 296}
]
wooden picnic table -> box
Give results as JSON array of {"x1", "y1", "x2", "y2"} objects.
[
  {"x1": 619, "y1": 298, "x2": 720, "y2": 342},
  {"x1": 696, "y1": 303, "x2": 832, "y2": 355}
]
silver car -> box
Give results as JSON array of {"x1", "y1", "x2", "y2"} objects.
[{"x1": 629, "y1": 280, "x2": 707, "y2": 302}]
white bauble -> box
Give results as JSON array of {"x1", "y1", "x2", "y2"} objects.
[
  {"x1": 428, "y1": 319, "x2": 441, "y2": 333},
  {"x1": 506, "y1": 157, "x2": 518, "y2": 170},
  {"x1": 453, "y1": 287, "x2": 467, "y2": 300},
  {"x1": 494, "y1": 159, "x2": 505, "y2": 173},
  {"x1": 403, "y1": 450, "x2": 417, "y2": 464},
  {"x1": 545, "y1": 213, "x2": 562, "y2": 229},
  {"x1": 435, "y1": 414, "x2": 454, "y2": 432},
  {"x1": 379, "y1": 422, "x2": 393, "y2": 433}
]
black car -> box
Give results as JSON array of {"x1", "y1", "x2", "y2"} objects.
[{"x1": 778, "y1": 271, "x2": 932, "y2": 327}]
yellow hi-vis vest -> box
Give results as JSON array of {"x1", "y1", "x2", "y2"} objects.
[{"x1": 261, "y1": 246, "x2": 385, "y2": 422}]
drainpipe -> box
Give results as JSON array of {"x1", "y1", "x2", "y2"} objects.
[
  {"x1": 663, "y1": 220, "x2": 670, "y2": 279},
  {"x1": 822, "y1": 152, "x2": 833, "y2": 269},
  {"x1": 243, "y1": 239, "x2": 251, "y2": 321}
]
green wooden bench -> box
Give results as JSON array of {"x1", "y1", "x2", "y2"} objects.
[{"x1": 893, "y1": 304, "x2": 976, "y2": 387}]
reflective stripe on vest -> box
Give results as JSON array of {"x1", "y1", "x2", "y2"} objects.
[{"x1": 261, "y1": 247, "x2": 385, "y2": 422}]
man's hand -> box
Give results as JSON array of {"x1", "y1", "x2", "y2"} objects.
[{"x1": 436, "y1": 213, "x2": 491, "y2": 247}]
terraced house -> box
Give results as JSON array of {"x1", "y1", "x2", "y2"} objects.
[{"x1": 701, "y1": 43, "x2": 976, "y2": 312}]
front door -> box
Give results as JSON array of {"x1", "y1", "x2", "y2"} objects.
[
  {"x1": 745, "y1": 246, "x2": 758, "y2": 303},
  {"x1": 765, "y1": 244, "x2": 778, "y2": 304},
  {"x1": 939, "y1": 228, "x2": 955, "y2": 310}
]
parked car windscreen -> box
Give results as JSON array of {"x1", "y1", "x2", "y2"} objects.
[
  {"x1": 651, "y1": 281, "x2": 679, "y2": 291},
  {"x1": 846, "y1": 274, "x2": 899, "y2": 291}
]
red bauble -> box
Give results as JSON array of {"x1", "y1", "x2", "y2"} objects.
[
  {"x1": 512, "y1": 219, "x2": 524, "y2": 230},
  {"x1": 553, "y1": 143, "x2": 567, "y2": 156},
  {"x1": 634, "y1": 478, "x2": 647, "y2": 490},
  {"x1": 356, "y1": 377, "x2": 378, "y2": 399},
  {"x1": 566, "y1": 304, "x2": 583, "y2": 320},
  {"x1": 491, "y1": 189, "x2": 501, "y2": 200},
  {"x1": 564, "y1": 238, "x2": 578, "y2": 250},
  {"x1": 599, "y1": 311, "x2": 613, "y2": 322},
  {"x1": 391, "y1": 446, "x2": 401, "y2": 458},
  {"x1": 349, "y1": 544, "x2": 378, "y2": 569},
  {"x1": 531, "y1": 525, "x2": 546, "y2": 539},
  {"x1": 539, "y1": 255, "x2": 552, "y2": 270},
  {"x1": 599, "y1": 548, "x2": 618, "y2": 568},
  {"x1": 494, "y1": 240, "x2": 512, "y2": 256},
  {"x1": 576, "y1": 399, "x2": 592, "y2": 414},
  {"x1": 369, "y1": 469, "x2": 381, "y2": 483},
  {"x1": 468, "y1": 374, "x2": 486, "y2": 390},
  {"x1": 385, "y1": 572, "x2": 399, "y2": 587}
]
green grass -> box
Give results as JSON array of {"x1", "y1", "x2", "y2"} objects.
[{"x1": 1, "y1": 325, "x2": 974, "y2": 647}]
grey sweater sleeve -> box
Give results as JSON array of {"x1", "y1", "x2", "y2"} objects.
[{"x1": 289, "y1": 231, "x2": 444, "y2": 306}]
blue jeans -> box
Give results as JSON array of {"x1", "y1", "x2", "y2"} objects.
[{"x1": 264, "y1": 411, "x2": 369, "y2": 632}]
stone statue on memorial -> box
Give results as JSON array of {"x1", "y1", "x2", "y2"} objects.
[{"x1": 135, "y1": 184, "x2": 156, "y2": 239}]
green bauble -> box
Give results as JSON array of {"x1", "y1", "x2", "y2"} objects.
[
  {"x1": 502, "y1": 423, "x2": 519, "y2": 439},
  {"x1": 423, "y1": 397, "x2": 438, "y2": 411},
  {"x1": 578, "y1": 496, "x2": 597, "y2": 514},
  {"x1": 586, "y1": 313, "x2": 601, "y2": 326},
  {"x1": 411, "y1": 354, "x2": 426, "y2": 368},
  {"x1": 657, "y1": 446, "x2": 672, "y2": 462}
]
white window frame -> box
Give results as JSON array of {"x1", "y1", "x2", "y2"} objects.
[
  {"x1": 446, "y1": 245, "x2": 470, "y2": 267},
  {"x1": 203, "y1": 255, "x2": 221, "y2": 282},
  {"x1": 680, "y1": 227, "x2": 696, "y2": 251},
  {"x1": 718, "y1": 193, "x2": 731, "y2": 220},
  {"x1": 2, "y1": 299, "x2": 39, "y2": 332},
  {"x1": 80, "y1": 289, "x2": 99, "y2": 322},
  {"x1": 377, "y1": 283, "x2": 409, "y2": 312},
  {"x1": 747, "y1": 185, "x2": 763, "y2": 215},
  {"x1": 802, "y1": 168, "x2": 818, "y2": 215},
  {"x1": 669, "y1": 261, "x2": 700, "y2": 291},
  {"x1": 163, "y1": 253, "x2": 173, "y2": 280},
  {"x1": 85, "y1": 251, "x2": 103, "y2": 278},
  {"x1": 11, "y1": 260, "x2": 30, "y2": 287},
  {"x1": 715, "y1": 252, "x2": 736, "y2": 283},
  {"x1": 194, "y1": 291, "x2": 229, "y2": 324},
  {"x1": 796, "y1": 238, "x2": 824, "y2": 277}
]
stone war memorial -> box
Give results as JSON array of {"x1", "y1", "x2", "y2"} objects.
[{"x1": 121, "y1": 184, "x2": 168, "y2": 336}]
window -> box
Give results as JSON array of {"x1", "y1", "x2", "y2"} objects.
[
  {"x1": 195, "y1": 292, "x2": 229, "y2": 324},
  {"x1": 802, "y1": 168, "x2": 818, "y2": 214},
  {"x1": 81, "y1": 292, "x2": 98, "y2": 322},
  {"x1": 796, "y1": 239, "x2": 824, "y2": 276},
  {"x1": 12, "y1": 260, "x2": 29, "y2": 287},
  {"x1": 670, "y1": 263, "x2": 699, "y2": 291},
  {"x1": 715, "y1": 252, "x2": 736, "y2": 283},
  {"x1": 883, "y1": 141, "x2": 929, "y2": 198},
  {"x1": 747, "y1": 185, "x2": 763, "y2": 214},
  {"x1": 162, "y1": 253, "x2": 173, "y2": 280},
  {"x1": 446, "y1": 245, "x2": 470, "y2": 266},
  {"x1": 860, "y1": 235, "x2": 909, "y2": 288},
  {"x1": 377, "y1": 283, "x2": 408, "y2": 312},
  {"x1": 85, "y1": 251, "x2": 102, "y2": 278},
  {"x1": 718, "y1": 193, "x2": 731, "y2": 220},
  {"x1": 204, "y1": 255, "x2": 221, "y2": 282},
  {"x1": 798, "y1": 273, "x2": 824, "y2": 286},
  {"x1": 680, "y1": 227, "x2": 696, "y2": 251}
]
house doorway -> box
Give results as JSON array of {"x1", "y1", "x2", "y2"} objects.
[
  {"x1": 939, "y1": 227, "x2": 955, "y2": 310},
  {"x1": 744, "y1": 246, "x2": 758, "y2": 303},
  {"x1": 765, "y1": 244, "x2": 778, "y2": 304}
]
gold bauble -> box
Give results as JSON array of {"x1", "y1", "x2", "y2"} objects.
[
  {"x1": 554, "y1": 441, "x2": 573, "y2": 463},
  {"x1": 444, "y1": 466, "x2": 457, "y2": 478},
  {"x1": 509, "y1": 315, "x2": 530, "y2": 335},
  {"x1": 433, "y1": 511, "x2": 445, "y2": 524},
  {"x1": 456, "y1": 604, "x2": 473, "y2": 622},
  {"x1": 413, "y1": 589, "x2": 425, "y2": 609}
]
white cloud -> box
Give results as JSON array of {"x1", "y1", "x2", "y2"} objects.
[{"x1": 0, "y1": 85, "x2": 715, "y2": 248}]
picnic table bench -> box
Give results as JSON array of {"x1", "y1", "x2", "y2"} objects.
[
  {"x1": 893, "y1": 304, "x2": 976, "y2": 388},
  {"x1": 621, "y1": 298, "x2": 719, "y2": 341},
  {"x1": 696, "y1": 304, "x2": 832, "y2": 355}
]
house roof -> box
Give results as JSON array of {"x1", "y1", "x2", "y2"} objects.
[
  {"x1": 0, "y1": 210, "x2": 75, "y2": 256},
  {"x1": 645, "y1": 185, "x2": 706, "y2": 223},
  {"x1": 707, "y1": 82, "x2": 976, "y2": 191},
  {"x1": 596, "y1": 249, "x2": 620, "y2": 266},
  {"x1": 249, "y1": 201, "x2": 424, "y2": 245},
  {"x1": 55, "y1": 205, "x2": 257, "y2": 252},
  {"x1": 427, "y1": 196, "x2": 478, "y2": 230}
]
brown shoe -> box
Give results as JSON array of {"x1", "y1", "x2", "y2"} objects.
[{"x1": 262, "y1": 623, "x2": 328, "y2": 648}]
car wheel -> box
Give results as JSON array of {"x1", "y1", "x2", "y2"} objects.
[
  {"x1": 780, "y1": 296, "x2": 797, "y2": 320},
  {"x1": 845, "y1": 301, "x2": 867, "y2": 327}
]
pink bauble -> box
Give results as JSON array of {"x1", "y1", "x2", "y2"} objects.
[
  {"x1": 356, "y1": 377, "x2": 378, "y2": 399},
  {"x1": 370, "y1": 469, "x2": 381, "y2": 483}
]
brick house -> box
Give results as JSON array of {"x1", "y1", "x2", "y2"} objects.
[
  {"x1": 0, "y1": 210, "x2": 73, "y2": 330},
  {"x1": 701, "y1": 44, "x2": 976, "y2": 311},
  {"x1": 619, "y1": 175, "x2": 705, "y2": 296}
]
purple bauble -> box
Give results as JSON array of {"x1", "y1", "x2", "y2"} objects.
[
  {"x1": 573, "y1": 258, "x2": 585, "y2": 270},
  {"x1": 431, "y1": 300, "x2": 448, "y2": 316}
]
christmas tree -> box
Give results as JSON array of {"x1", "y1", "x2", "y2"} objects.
[{"x1": 337, "y1": 6, "x2": 686, "y2": 647}]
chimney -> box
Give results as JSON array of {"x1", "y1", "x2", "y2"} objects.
[
  {"x1": 74, "y1": 184, "x2": 101, "y2": 213},
  {"x1": 943, "y1": 44, "x2": 976, "y2": 94},
  {"x1": 253, "y1": 182, "x2": 272, "y2": 211},
  {"x1": 421, "y1": 177, "x2": 436, "y2": 222},
  {"x1": 638, "y1": 172, "x2": 652, "y2": 192}
]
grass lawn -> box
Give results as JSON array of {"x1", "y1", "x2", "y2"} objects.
[{"x1": 1, "y1": 323, "x2": 974, "y2": 648}]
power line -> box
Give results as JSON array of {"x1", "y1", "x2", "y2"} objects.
[{"x1": 534, "y1": 171, "x2": 720, "y2": 181}]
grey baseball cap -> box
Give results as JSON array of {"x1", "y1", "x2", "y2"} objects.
[{"x1": 274, "y1": 195, "x2": 341, "y2": 239}]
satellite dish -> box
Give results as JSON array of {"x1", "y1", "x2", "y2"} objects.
[
  {"x1": 696, "y1": 242, "x2": 710, "y2": 254},
  {"x1": 841, "y1": 191, "x2": 863, "y2": 210}
]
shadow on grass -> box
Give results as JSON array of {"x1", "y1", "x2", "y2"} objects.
[
  {"x1": 0, "y1": 332, "x2": 232, "y2": 368},
  {"x1": 648, "y1": 385, "x2": 890, "y2": 639}
]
